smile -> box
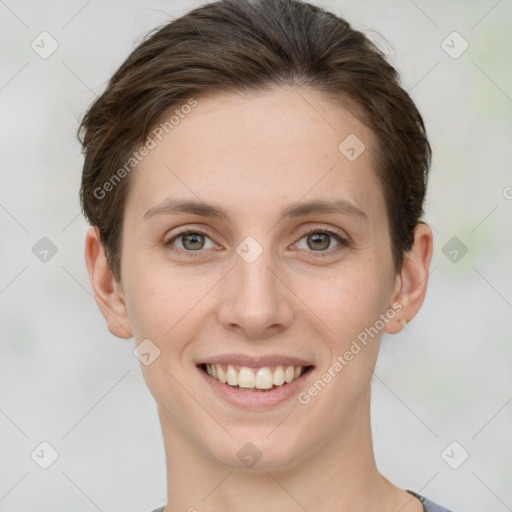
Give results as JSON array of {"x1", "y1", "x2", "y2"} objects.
[{"x1": 199, "y1": 363, "x2": 313, "y2": 391}]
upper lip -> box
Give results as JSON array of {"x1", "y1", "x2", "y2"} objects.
[{"x1": 198, "y1": 354, "x2": 315, "y2": 368}]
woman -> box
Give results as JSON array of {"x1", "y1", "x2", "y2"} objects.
[{"x1": 78, "y1": 0, "x2": 451, "y2": 510}]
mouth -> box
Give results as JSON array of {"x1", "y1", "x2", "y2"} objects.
[{"x1": 197, "y1": 363, "x2": 315, "y2": 392}]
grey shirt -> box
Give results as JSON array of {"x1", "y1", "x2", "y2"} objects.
[
  {"x1": 407, "y1": 490, "x2": 453, "y2": 511},
  {"x1": 149, "y1": 491, "x2": 453, "y2": 512}
]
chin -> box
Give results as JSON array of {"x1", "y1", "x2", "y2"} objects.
[{"x1": 203, "y1": 428, "x2": 309, "y2": 473}]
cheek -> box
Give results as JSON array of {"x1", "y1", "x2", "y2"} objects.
[
  {"x1": 127, "y1": 286, "x2": 175, "y2": 342},
  {"x1": 122, "y1": 262, "x2": 172, "y2": 339},
  {"x1": 123, "y1": 262, "x2": 214, "y2": 355},
  {"x1": 298, "y1": 264, "x2": 392, "y2": 339}
]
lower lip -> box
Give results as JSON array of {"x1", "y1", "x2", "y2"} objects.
[{"x1": 198, "y1": 365, "x2": 315, "y2": 410}]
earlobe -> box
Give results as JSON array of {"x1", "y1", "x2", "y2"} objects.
[
  {"x1": 84, "y1": 226, "x2": 133, "y2": 339},
  {"x1": 384, "y1": 223, "x2": 433, "y2": 334}
]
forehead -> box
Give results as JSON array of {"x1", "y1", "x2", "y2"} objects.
[{"x1": 125, "y1": 86, "x2": 384, "y2": 223}]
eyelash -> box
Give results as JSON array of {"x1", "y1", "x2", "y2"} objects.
[{"x1": 165, "y1": 227, "x2": 350, "y2": 259}]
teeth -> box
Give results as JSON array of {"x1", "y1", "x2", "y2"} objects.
[
  {"x1": 217, "y1": 365, "x2": 227, "y2": 383},
  {"x1": 255, "y1": 367, "x2": 273, "y2": 389},
  {"x1": 273, "y1": 366, "x2": 285, "y2": 385},
  {"x1": 239, "y1": 367, "x2": 256, "y2": 388},
  {"x1": 226, "y1": 364, "x2": 238, "y2": 386},
  {"x1": 204, "y1": 364, "x2": 307, "y2": 389}
]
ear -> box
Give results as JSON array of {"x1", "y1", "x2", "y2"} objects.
[
  {"x1": 84, "y1": 226, "x2": 133, "y2": 339},
  {"x1": 384, "y1": 222, "x2": 433, "y2": 334}
]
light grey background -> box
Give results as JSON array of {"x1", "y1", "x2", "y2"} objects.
[{"x1": 1, "y1": 0, "x2": 511, "y2": 511}]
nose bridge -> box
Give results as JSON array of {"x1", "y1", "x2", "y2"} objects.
[
  {"x1": 218, "y1": 235, "x2": 292, "y2": 337},
  {"x1": 235, "y1": 236, "x2": 278, "y2": 310}
]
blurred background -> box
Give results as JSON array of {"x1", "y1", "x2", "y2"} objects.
[{"x1": 0, "y1": 0, "x2": 511, "y2": 510}]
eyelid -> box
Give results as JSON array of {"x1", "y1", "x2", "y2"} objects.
[
  {"x1": 165, "y1": 225, "x2": 217, "y2": 243},
  {"x1": 297, "y1": 224, "x2": 349, "y2": 241}
]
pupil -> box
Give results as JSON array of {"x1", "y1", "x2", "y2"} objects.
[
  {"x1": 309, "y1": 233, "x2": 329, "y2": 250},
  {"x1": 184, "y1": 233, "x2": 203, "y2": 250}
]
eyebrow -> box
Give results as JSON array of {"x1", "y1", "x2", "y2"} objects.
[{"x1": 143, "y1": 198, "x2": 367, "y2": 222}]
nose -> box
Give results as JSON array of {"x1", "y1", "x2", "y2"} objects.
[{"x1": 217, "y1": 242, "x2": 294, "y2": 339}]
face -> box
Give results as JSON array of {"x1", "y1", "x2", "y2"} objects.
[{"x1": 93, "y1": 86, "x2": 418, "y2": 472}]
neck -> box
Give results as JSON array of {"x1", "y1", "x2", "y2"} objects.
[{"x1": 157, "y1": 388, "x2": 419, "y2": 512}]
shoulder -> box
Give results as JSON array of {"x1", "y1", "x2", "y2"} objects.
[
  {"x1": 148, "y1": 507, "x2": 165, "y2": 512},
  {"x1": 407, "y1": 490, "x2": 454, "y2": 512}
]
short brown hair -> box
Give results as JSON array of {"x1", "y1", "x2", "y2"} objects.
[{"x1": 78, "y1": 0, "x2": 431, "y2": 282}]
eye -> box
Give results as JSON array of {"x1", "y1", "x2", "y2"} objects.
[
  {"x1": 165, "y1": 226, "x2": 350, "y2": 259},
  {"x1": 165, "y1": 229, "x2": 217, "y2": 257},
  {"x1": 293, "y1": 228, "x2": 349, "y2": 256}
]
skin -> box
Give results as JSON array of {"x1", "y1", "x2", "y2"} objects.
[{"x1": 85, "y1": 85, "x2": 432, "y2": 512}]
